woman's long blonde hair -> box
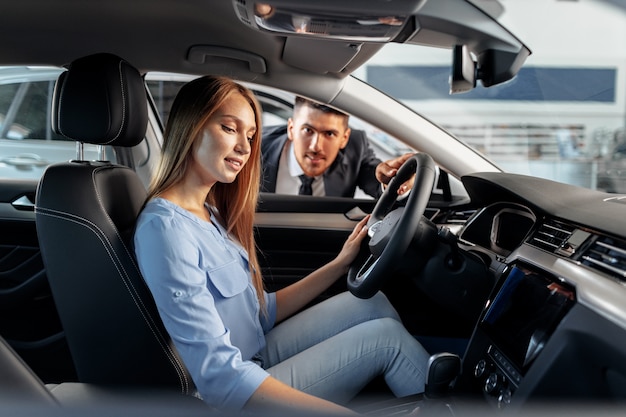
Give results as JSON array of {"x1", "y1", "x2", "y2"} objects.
[{"x1": 146, "y1": 75, "x2": 265, "y2": 310}]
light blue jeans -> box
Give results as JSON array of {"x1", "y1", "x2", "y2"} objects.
[{"x1": 260, "y1": 291, "x2": 430, "y2": 405}]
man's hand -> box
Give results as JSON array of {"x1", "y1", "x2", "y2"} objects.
[{"x1": 375, "y1": 152, "x2": 416, "y2": 195}]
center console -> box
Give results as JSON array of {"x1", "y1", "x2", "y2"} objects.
[{"x1": 455, "y1": 262, "x2": 576, "y2": 409}]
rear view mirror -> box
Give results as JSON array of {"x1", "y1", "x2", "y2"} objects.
[
  {"x1": 449, "y1": 45, "x2": 476, "y2": 94},
  {"x1": 449, "y1": 43, "x2": 530, "y2": 93}
]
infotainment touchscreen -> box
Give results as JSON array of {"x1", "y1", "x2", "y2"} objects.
[{"x1": 480, "y1": 264, "x2": 576, "y2": 373}]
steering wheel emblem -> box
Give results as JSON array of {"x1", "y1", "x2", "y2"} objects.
[{"x1": 368, "y1": 220, "x2": 382, "y2": 238}]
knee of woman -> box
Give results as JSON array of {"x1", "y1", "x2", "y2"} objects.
[
  {"x1": 369, "y1": 292, "x2": 401, "y2": 322},
  {"x1": 375, "y1": 316, "x2": 408, "y2": 336},
  {"x1": 374, "y1": 318, "x2": 429, "y2": 356}
]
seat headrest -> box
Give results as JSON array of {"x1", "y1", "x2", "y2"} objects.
[{"x1": 52, "y1": 53, "x2": 148, "y2": 147}]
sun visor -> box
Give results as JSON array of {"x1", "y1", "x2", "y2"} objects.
[{"x1": 282, "y1": 38, "x2": 361, "y2": 74}]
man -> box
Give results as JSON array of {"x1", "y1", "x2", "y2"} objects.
[{"x1": 261, "y1": 96, "x2": 413, "y2": 198}]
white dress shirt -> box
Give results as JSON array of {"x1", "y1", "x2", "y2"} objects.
[{"x1": 274, "y1": 140, "x2": 325, "y2": 196}]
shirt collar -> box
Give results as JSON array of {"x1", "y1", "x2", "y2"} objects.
[{"x1": 286, "y1": 141, "x2": 306, "y2": 178}]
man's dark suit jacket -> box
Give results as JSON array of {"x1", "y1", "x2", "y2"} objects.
[{"x1": 261, "y1": 125, "x2": 383, "y2": 198}]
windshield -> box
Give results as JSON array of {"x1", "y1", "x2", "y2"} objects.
[{"x1": 354, "y1": 0, "x2": 626, "y2": 193}]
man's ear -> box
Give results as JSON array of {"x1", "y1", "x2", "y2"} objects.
[
  {"x1": 340, "y1": 127, "x2": 351, "y2": 149},
  {"x1": 287, "y1": 118, "x2": 295, "y2": 141}
]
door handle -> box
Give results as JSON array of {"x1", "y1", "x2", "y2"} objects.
[
  {"x1": 1, "y1": 153, "x2": 49, "y2": 169},
  {"x1": 11, "y1": 194, "x2": 35, "y2": 210}
]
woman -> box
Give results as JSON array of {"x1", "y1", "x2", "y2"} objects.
[{"x1": 133, "y1": 75, "x2": 430, "y2": 414}]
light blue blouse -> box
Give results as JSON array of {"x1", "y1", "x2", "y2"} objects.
[{"x1": 133, "y1": 198, "x2": 277, "y2": 410}]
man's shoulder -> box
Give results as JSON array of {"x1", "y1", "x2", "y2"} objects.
[
  {"x1": 346, "y1": 129, "x2": 369, "y2": 148},
  {"x1": 262, "y1": 124, "x2": 288, "y2": 141},
  {"x1": 261, "y1": 124, "x2": 288, "y2": 153},
  {"x1": 341, "y1": 129, "x2": 382, "y2": 168},
  {"x1": 348, "y1": 129, "x2": 367, "y2": 142},
  {"x1": 344, "y1": 129, "x2": 371, "y2": 154}
]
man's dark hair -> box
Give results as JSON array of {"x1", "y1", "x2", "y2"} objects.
[{"x1": 294, "y1": 96, "x2": 349, "y2": 120}]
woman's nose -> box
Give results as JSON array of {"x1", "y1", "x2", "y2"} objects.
[{"x1": 236, "y1": 135, "x2": 251, "y2": 154}]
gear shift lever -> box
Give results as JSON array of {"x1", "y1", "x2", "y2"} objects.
[{"x1": 425, "y1": 352, "x2": 461, "y2": 398}]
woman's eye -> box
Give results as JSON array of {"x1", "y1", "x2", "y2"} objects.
[
  {"x1": 247, "y1": 137, "x2": 254, "y2": 144},
  {"x1": 222, "y1": 125, "x2": 236, "y2": 133}
]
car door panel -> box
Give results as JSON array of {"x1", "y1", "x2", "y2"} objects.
[
  {"x1": 0, "y1": 179, "x2": 76, "y2": 383},
  {"x1": 255, "y1": 193, "x2": 377, "y2": 301},
  {"x1": 254, "y1": 192, "x2": 474, "y2": 340}
]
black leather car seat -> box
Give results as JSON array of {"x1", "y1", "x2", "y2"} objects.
[
  {"x1": 0, "y1": 334, "x2": 59, "y2": 406},
  {"x1": 34, "y1": 53, "x2": 193, "y2": 394},
  {"x1": 0, "y1": 331, "x2": 207, "y2": 413}
]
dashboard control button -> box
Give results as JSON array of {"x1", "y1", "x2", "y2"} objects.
[
  {"x1": 498, "y1": 388, "x2": 512, "y2": 408},
  {"x1": 474, "y1": 359, "x2": 487, "y2": 378},
  {"x1": 485, "y1": 372, "x2": 504, "y2": 395}
]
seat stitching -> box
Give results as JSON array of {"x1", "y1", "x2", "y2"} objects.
[
  {"x1": 54, "y1": 58, "x2": 129, "y2": 145},
  {"x1": 36, "y1": 206, "x2": 190, "y2": 393},
  {"x1": 90, "y1": 167, "x2": 189, "y2": 392},
  {"x1": 89, "y1": 165, "x2": 190, "y2": 391}
]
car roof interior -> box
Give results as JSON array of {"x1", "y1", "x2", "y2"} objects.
[{"x1": 0, "y1": 0, "x2": 529, "y2": 103}]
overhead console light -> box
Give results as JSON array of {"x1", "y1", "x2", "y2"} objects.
[{"x1": 233, "y1": 1, "x2": 423, "y2": 42}]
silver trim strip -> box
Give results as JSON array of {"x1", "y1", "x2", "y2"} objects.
[
  {"x1": 255, "y1": 212, "x2": 356, "y2": 231},
  {"x1": 511, "y1": 244, "x2": 626, "y2": 332}
]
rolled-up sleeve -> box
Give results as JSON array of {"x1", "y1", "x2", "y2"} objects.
[{"x1": 134, "y1": 211, "x2": 269, "y2": 410}]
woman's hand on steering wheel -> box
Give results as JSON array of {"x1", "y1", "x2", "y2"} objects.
[
  {"x1": 335, "y1": 215, "x2": 371, "y2": 273},
  {"x1": 348, "y1": 152, "x2": 437, "y2": 299}
]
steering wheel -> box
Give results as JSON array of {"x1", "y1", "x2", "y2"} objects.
[{"x1": 347, "y1": 152, "x2": 436, "y2": 299}]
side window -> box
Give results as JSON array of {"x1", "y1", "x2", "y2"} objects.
[
  {"x1": 0, "y1": 83, "x2": 19, "y2": 133},
  {"x1": 0, "y1": 81, "x2": 66, "y2": 141},
  {"x1": 0, "y1": 70, "x2": 106, "y2": 181},
  {"x1": 146, "y1": 79, "x2": 185, "y2": 127},
  {"x1": 146, "y1": 77, "x2": 293, "y2": 129},
  {"x1": 144, "y1": 74, "x2": 428, "y2": 199}
]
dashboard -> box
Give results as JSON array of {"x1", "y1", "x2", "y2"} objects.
[
  {"x1": 448, "y1": 172, "x2": 626, "y2": 410},
  {"x1": 459, "y1": 202, "x2": 536, "y2": 258}
]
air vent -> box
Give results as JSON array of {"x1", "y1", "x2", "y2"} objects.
[
  {"x1": 581, "y1": 236, "x2": 626, "y2": 282},
  {"x1": 445, "y1": 210, "x2": 477, "y2": 224},
  {"x1": 432, "y1": 209, "x2": 475, "y2": 225},
  {"x1": 528, "y1": 219, "x2": 575, "y2": 253},
  {"x1": 434, "y1": 209, "x2": 476, "y2": 225}
]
